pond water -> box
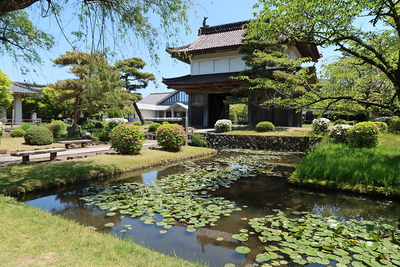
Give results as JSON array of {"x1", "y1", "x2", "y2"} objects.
[{"x1": 20, "y1": 150, "x2": 400, "y2": 267}]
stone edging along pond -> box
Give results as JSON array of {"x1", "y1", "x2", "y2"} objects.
[
  {"x1": 203, "y1": 133, "x2": 322, "y2": 152},
  {"x1": 6, "y1": 150, "x2": 217, "y2": 197}
]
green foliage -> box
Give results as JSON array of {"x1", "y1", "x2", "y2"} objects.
[
  {"x1": 156, "y1": 124, "x2": 185, "y2": 151},
  {"x1": 374, "y1": 121, "x2": 388, "y2": 133},
  {"x1": 51, "y1": 120, "x2": 68, "y2": 135},
  {"x1": 0, "y1": 121, "x2": 4, "y2": 138},
  {"x1": 133, "y1": 121, "x2": 142, "y2": 126},
  {"x1": 99, "y1": 128, "x2": 112, "y2": 142},
  {"x1": 333, "y1": 119, "x2": 347, "y2": 125},
  {"x1": 255, "y1": 121, "x2": 275, "y2": 132},
  {"x1": 312, "y1": 118, "x2": 330, "y2": 133},
  {"x1": 0, "y1": 70, "x2": 13, "y2": 109},
  {"x1": 45, "y1": 123, "x2": 61, "y2": 137},
  {"x1": 190, "y1": 133, "x2": 206, "y2": 147},
  {"x1": 19, "y1": 123, "x2": 32, "y2": 131},
  {"x1": 148, "y1": 122, "x2": 161, "y2": 132},
  {"x1": 246, "y1": 0, "x2": 400, "y2": 116},
  {"x1": 110, "y1": 124, "x2": 144, "y2": 155},
  {"x1": 348, "y1": 122, "x2": 380, "y2": 148},
  {"x1": 214, "y1": 119, "x2": 233, "y2": 133},
  {"x1": 0, "y1": 11, "x2": 54, "y2": 63},
  {"x1": 388, "y1": 116, "x2": 400, "y2": 133},
  {"x1": 328, "y1": 124, "x2": 351, "y2": 144},
  {"x1": 229, "y1": 104, "x2": 248, "y2": 122},
  {"x1": 24, "y1": 126, "x2": 53, "y2": 145},
  {"x1": 10, "y1": 128, "x2": 25, "y2": 138}
]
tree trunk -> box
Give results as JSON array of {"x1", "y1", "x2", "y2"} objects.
[
  {"x1": 133, "y1": 101, "x2": 145, "y2": 125},
  {"x1": 0, "y1": 0, "x2": 39, "y2": 16},
  {"x1": 69, "y1": 94, "x2": 81, "y2": 138}
]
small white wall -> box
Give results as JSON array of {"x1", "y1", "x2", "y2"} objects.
[
  {"x1": 191, "y1": 51, "x2": 246, "y2": 75},
  {"x1": 13, "y1": 95, "x2": 23, "y2": 124},
  {"x1": 190, "y1": 47, "x2": 302, "y2": 76}
]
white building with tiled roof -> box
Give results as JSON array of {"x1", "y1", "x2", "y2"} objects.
[
  {"x1": 0, "y1": 82, "x2": 44, "y2": 125},
  {"x1": 134, "y1": 90, "x2": 188, "y2": 122},
  {"x1": 163, "y1": 20, "x2": 320, "y2": 127}
]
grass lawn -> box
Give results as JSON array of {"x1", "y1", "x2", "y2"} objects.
[
  {"x1": 0, "y1": 195, "x2": 205, "y2": 267},
  {"x1": 291, "y1": 132, "x2": 400, "y2": 197},
  {"x1": 0, "y1": 137, "x2": 212, "y2": 267}
]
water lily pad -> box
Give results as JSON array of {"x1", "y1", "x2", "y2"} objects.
[
  {"x1": 104, "y1": 222, "x2": 115, "y2": 227},
  {"x1": 235, "y1": 246, "x2": 250, "y2": 254}
]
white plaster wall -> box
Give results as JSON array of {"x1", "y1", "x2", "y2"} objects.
[{"x1": 190, "y1": 47, "x2": 302, "y2": 75}]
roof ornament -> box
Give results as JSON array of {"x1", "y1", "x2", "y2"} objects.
[{"x1": 202, "y1": 17, "x2": 209, "y2": 28}]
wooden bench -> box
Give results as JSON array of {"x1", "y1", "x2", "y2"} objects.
[
  {"x1": 11, "y1": 148, "x2": 67, "y2": 163},
  {"x1": 59, "y1": 140, "x2": 92, "y2": 149}
]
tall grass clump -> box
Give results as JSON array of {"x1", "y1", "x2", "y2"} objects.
[{"x1": 293, "y1": 134, "x2": 400, "y2": 193}]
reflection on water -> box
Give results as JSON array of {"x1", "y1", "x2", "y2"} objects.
[{"x1": 22, "y1": 150, "x2": 400, "y2": 267}]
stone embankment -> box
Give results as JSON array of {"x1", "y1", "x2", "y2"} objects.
[{"x1": 203, "y1": 133, "x2": 321, "y2": 152}]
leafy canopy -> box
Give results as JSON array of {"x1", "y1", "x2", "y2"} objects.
[{"x1": 246, "y1": 0, "x2": 400, "y2": 115}]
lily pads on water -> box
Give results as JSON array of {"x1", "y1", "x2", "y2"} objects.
[{"x1": 232, "y1": 209, "x2": 400, "y2": 266}]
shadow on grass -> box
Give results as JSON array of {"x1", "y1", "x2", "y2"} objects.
[{"x1": 0, "y1": 159, "x2": 118, "y2": 195}]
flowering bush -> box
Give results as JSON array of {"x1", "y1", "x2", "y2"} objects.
[
  {"x1": 255, "y1": 121, "x2": 275, "y2": 132},
  {"x1": 110, "y1": 124, "x2": 144, "y2": 155},
  {"x1": 0, "y1": 121, "x2": 4, "y2": 136},
  {"x1": 348, "y1": 121, "x2": 380, "y2": 148},
  {"x1": 328, "y1": 124, "x2": 351, "y2": 144},
  {"x1": 156, "y1": 124, "x2": 186, "y2": 151},
  {"x1": 105, "y1": 118, "x2": 129, "y2": 129},
  {"x1": 312, "y1": 118, "x2": 330, "y2": 133},
  {"x1": 214, "y1": 119, "x2": 233, "y2": 133}
]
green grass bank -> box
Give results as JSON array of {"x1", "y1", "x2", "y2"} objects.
[
  {"x1": 0, "y1": 195, "x2": 204, "y2": 267},
  {"x1": 290, "y1": 133, "x2": 400, "y2": 197}
]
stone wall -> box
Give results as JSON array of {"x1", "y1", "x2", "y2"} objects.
[{"x1": 203, "y1": 133, "x2": 321, "y2": 152}]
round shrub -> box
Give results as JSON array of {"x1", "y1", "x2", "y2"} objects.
[
  {"x1": 148, "y1": 122, "x2": 161, "y2": 132},
  {"x1": 46, "y1": 123, "x2": 61, "y2": 137},
  {"x1": 328, "y1": 124, "x2": 351, "y2": 144},
  {"x1": 348, "y1": 121, "x2": 379, "y2": 148},
  {"x1": 133, "y1": 121, "x2": 142, "y2": 126},
  {"x1": 191, "y1": 133, "x2": 206, "y2": 147},
  {"x1": 374, "y1": 121, "x2": 388, "y2": 133},
  {"x1": 109, "y1": 124, "x2": 144, "y2": 155},
  {"x1": 105, "y1": 118, "x2": 128, "y2": 129},
  {"x1": 11, "y1": 128, "x2": 26, "y2": 138},
  {"x1": 312, "y1": 118, "x2": 330, "y2": 133},
  {"x1": 388, "y1": 116, "x2": 400, "y2": 133},
  {"x1": 255, "y1": 121, "x2": 275, "y2": 132},
  {"x1": 156, "y1": 124, "x2": 186, "y2": 151},
  {"x1": 51, "y1": 120, "x2": 68, "y2": 135},
  {"x1": 24, "y1": 126, "x2": 53, "y2": 145},
  {"x1": 214, "y1": 119, "x2": 233, "y2": 133}
]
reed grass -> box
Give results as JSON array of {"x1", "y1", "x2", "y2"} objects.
[{"x1": 291, "y1": 133, "x2": 400, "y2": 195}]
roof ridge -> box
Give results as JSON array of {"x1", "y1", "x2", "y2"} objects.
[{"x1": 198, "y1": 20, "x2": 248, "y2": 36}]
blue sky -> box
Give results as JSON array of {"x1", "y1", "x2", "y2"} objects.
[{"x1": 0, "y1": 0, "x2": 338, "y2": 97}]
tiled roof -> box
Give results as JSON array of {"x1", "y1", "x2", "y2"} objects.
[
  {"x1": 137, "y1": 93, "x2": 171, "y2": 105},
  {"x1": 167, "y1": 21, "x2": 248, "y2": 63},
  {"x1": 11, "y1": 82, "x2": 44, "y2": 95},
  {"x1": 163, "y1": 72, "x2": 242, "y2": 85}
]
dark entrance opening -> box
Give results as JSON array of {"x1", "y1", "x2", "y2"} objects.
[{"x1": 208, "y1": 93, "x2": 230, "y2": 127}]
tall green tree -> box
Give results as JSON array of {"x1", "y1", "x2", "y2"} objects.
[
  {"x1": 0, "y1": 0, "x2": 192, "y2": 63},
  {"x1": 233, "y1": 31, "x2": 313, "y2": 122},
  {"x1": 114, "y1": 58, "x2": 155, "y2": 125},
  {"x1": 0, "y1": 70, "x2": 13, "y2": 119},
  {"x1": 50, "y1": 51, "x2": 122, "y2": 136},
  {"x1": 247, "y1": 0, "x2": 400, "y2": 115}
]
